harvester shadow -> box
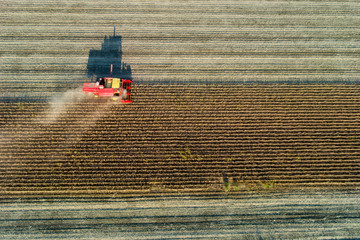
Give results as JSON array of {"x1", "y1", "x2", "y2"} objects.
[{"x1": 87, "y1": 28, "x2": 132, "y2": 80}]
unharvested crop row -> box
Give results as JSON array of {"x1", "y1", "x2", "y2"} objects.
[{"x1": 1, "y1": 84, "x2": 360, "y2": 196}]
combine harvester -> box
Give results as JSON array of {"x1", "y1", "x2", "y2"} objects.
[{"x1": 83, "y1": 64, "x2": 133, "y2": 103}]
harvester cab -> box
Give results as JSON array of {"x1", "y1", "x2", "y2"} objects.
[{"x1": 83, "y1": 64, "x2": 133, "y2": 103}]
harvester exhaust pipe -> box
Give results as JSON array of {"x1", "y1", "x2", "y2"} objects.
[{"x1": 110, "y1": 64, "x2": 113, "y2": 78}]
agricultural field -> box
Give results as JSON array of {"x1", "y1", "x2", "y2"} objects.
[
  {"x1": 1, "y1": 0, "x2": 360, "y2": 238},
  {"x1": 1, "y1": 192, "x2": 359, "y2": 239},
  {"x1": 1, "y1": 84, "x2": 360, "y2": 197},
  {"x1": 1, "y1": 0, "x2": 360, "y2": 102},
  {"x1": 0, "y1": 0, "x2": 359, "y2": 202}
]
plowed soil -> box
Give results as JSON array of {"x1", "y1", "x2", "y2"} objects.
[{"x1": 1, "y1": 84, "x2": 359, "y2": 198}]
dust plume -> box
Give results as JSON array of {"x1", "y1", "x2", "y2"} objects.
[
  {"x1": 38, "y1": 87, "x2": 86, "y2": 124},
  {"x1": 121, "y1": 89, "x2": 127, "y2": 100}
]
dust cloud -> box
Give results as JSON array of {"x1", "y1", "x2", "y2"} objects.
[
  {"x1": 1, "y1": 87, "x2": 122, "y2": 163},
  {"x1": 33, "y1": 88, "x2": 121, "y2": 150},
  {"x1": 39, "y1": 87, "x2": 86, "y2": 124},
  {"x1": 121, "y1": 89, "x2": 127, "y2": 100}
]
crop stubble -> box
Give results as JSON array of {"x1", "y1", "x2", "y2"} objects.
[
  {"x1": 0, "y1": 84, "x2": 359, "y2": 197},
  {"x1": 1, "y1": 0, "x2": 360, "y2": 101}
]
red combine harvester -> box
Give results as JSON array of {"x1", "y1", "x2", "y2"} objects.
[{"x1": 83, "y1": 64, "x2": 133, "y2": 103}]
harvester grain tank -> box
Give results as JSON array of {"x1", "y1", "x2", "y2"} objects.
[{"x1": 83, "y1": 64, "x2": 133, "y2": 103}]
